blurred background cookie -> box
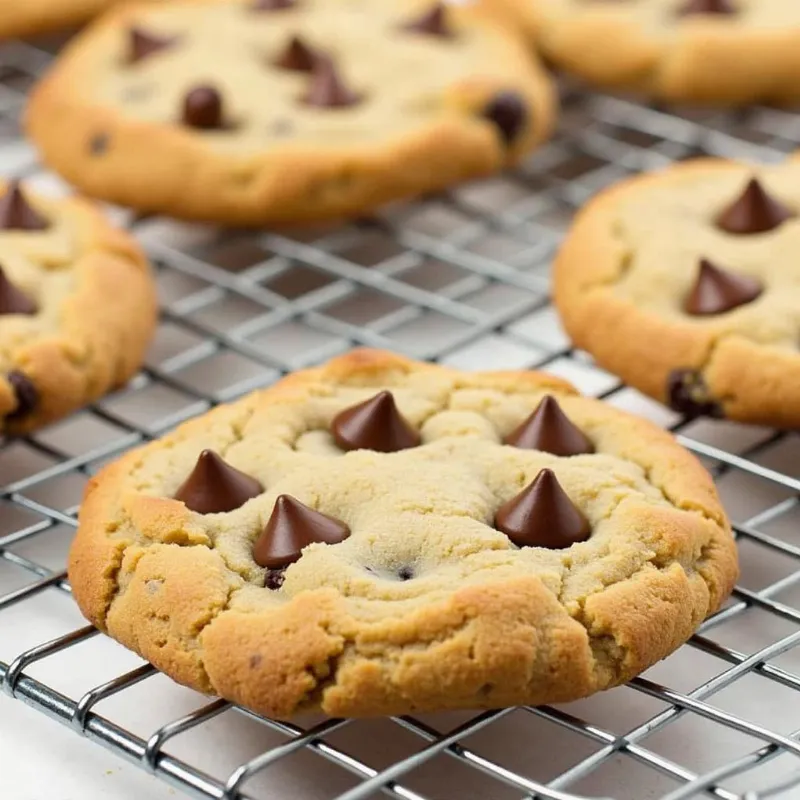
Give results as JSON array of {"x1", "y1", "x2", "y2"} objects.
[
  {"x1": 0, "y1": 179, "x2": 156, "y2": 433},
  {"x1": 490, "y1": 0, "x2": 800, "y2": 106},
  {"x1": 554, "y1": 157, "x2": 800, "y2": 427},
  {"x1": 25, "y1": 0, "x2": 556, "y2": 225}
]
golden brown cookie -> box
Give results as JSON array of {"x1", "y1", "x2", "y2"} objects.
[
  {"x1": 554, "y1": 157, "x2": 800, "y2": 428},
  {"x1": 68, "y1": 349, "x2": 736, "y2": 719},
  {"x1": 0, "y1": 0, "x2": 111, "y2": 38},
  {"x1": 0, "y1": 179, "x2": 156, "y2": 434},
  {"x1": 490, "y1": 0, "x2": 800, "y2": 105},
  {"x1": 25, "y1": 0, "x2": 556, "y2": 225}
]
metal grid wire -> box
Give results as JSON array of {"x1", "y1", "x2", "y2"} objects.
[{"x1": 3, "y1": 33, "x2": 800, "y2": 800}]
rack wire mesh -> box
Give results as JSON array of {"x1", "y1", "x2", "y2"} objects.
[{"x1": 3, "y1": 30, "x2": 800, "y2": 800}]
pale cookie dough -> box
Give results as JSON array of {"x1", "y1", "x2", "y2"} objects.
[
  {"x1": 554, "y1": 157, "x2": 800, "y2": 428},
  {"x1": 489, "y1": 0, "x2": 800, "y2": 105},
  {"x1": 68, "y1": 348, "x2": 736, "y2": 719},
  {"x1": 25, "y1": 0, "x2": 555, "y2": 225},
  {"x1": 0, "y1": 180, "x2": 156, "y2": 434}
]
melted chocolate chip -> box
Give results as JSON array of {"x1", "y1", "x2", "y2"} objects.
[
  {"x1": 0, "y1": 181, "x2": 49, "y2": 231},
  {"x1": 504, "y1": 395, "x2": 593, "y2": 456},
  {"x1": 678, "y1": 0, "x2": 736, "y2": 13},
  {"x1": 716, "y1": 178, "x2": 793, "y2": 235},
  {"x1": 331, "y1": 390, "x2": 420, "y2": 452},
  {"x1": 302, "y1": 56, "x2": 361, "y2": 108},
  {"x1": 251, "y1": 0, "x2": 295, "y2": 9},
  {"x1": 403, "y1": 3, "x2": 452, "y2": 37},
  {"x1": 253, "y1": 495, "x2": 350, "y2": 569},
  {"x1": 666, "y1": 369, "x2": 722, "y2": 418},
  {"x1": 6, "y1": 371, "x2": 38, "y2": 420},
  {"x1": 275, "y1": 35, "x2": 318, "y2": 71},
  {"x1": 684, "y1": 258, "x2": 762, "y2": 316},
  {"x1": 482, "y1": 92, "x2": 528, "y2": 145},
  {"x1": 264, "y1": 568, "x2": 286, "y2": 590},
  {"x1": 90, "y1": 133, "x2": 109, "y2": 156},
  {"x1": 495, "y1": 468, "x2": 590, "y2": 550},
  {"x1": 182, "y1": 85, "x2": 225, "y2": 129},
  {"x1": 397, "y1": 566, "x2": 414, "y2": 581},
  {"x1": 128, "y1": 26, "x2": 178, "y2": 64},
  {"x1": 0, "y1": 265, "x2": 36, "y2": 315},
  {"x1": 174, "y1": 450, "x2": 263, "y2": 514}
]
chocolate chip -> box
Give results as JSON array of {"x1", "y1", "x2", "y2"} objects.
[
  {"x1": 684, "y1": 258, "x2": 762, "y2": 316},
  {"x1": 253, "y1": 495, "x2": 350, "y2": 569},
  {"x1": 678, "y1": 0, "x2": 736, "y2": 14},
  {"x1": 403, "y1": 3, "x2": 453, "y2": 37},
  {"x1": 0, "y1": 181, "x2": 49, "y2": 231},
  {"x1": 264, "y1": 568, "x2": 286, "y2": 589},
  {"x1": 666, "y1": 369, "x2": 722, "y2": 418},
  {"x1": 302, "y1": 56, "x2": 361, "y2": 108},
  {"x1": 331, "y1": 390, "x2": 420, "y2": 453},
  {"x1": 0, "y1": 265, "x2": 36, "y2": 315},
  {"x1": 127, "y1": 26, "x2": 178, "y2": 64},
  {"x1": 90, "y1": 133, "x2": 109, "y2": 156},
  {"x1": 397, "y1": 566, "x2": 414, "y2": 581},
  {"x1": 504, "y1": 395, "x2": 593, "y2": 456},
  {"x1": 275, "y1": 35, "x2": 318, "y2": 71},
  {"x1": 716, "y1": 178, "x2": 793, "y2": 235},
  {"x1": 251, "y1": 0, "x2": 295, "y2": 10},
  {"x1": 481, "y1": 92, "x2": 528, "y2": 145},
  {"x1": 6, "y1": 371, "x2": 38, "y2": 420},
  {"x1": 495, "y1": 468, "x2": 590, "y2": 549},
  {"x1": 182, "y1": 85, "x2": 225, "y2": 130},
  {"x1": 174, "y1": 450, "x2": 263, "y2": 514}
]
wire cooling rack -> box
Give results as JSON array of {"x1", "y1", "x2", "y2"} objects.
[{"x1": 4, "y1": 34, "x2": 800, "y2": 800}]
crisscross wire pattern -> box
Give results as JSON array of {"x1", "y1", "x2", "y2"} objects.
[{"x1": 3, "y1": 34, "x2": 800, "y2": 800}]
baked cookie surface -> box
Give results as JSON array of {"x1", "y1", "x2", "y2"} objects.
[
  {"x1": 68, "y1": 349, "x2": 736, "y2": 718},
  {"x1": 0, "y1": 0, "x2": 111, "y2": 38},
  {"x1": 554, "y1": 157, "x2": 800, "y2": 427},
  {"x1": 490, "y1": 0, "x2": 800, "y2": 105},
  {"x1": 0, "y1": 180, "x2": 156, "y2": 434},
  {"x1": 26, "y1": 0, "x2": 555, "y2": 225}
]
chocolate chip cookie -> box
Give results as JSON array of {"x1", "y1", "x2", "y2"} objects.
[
  {"x1": 68, "y1": 349, "x2": 736, "y2": 718},
  {"x1": 26, "y1": 0, "x2": 555, "y2": 225},
  {"x1": 490, "y1": 0, "x2": 800, "y2": 105},
  {"x1": 554, "y1": 157, "x2": 800, "y2": 427},
  {"x1": 0, "y1": 179, "x2": 156, "y2": 434}
]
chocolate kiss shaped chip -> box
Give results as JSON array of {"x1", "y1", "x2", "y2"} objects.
[
  {"x1": 275, "y1": 36, "x2": 317, "y2": 71},
  {"x1": 182, "y1": 85, "x2": 225, "y2": 129},
  {"x1": 0, "y1": 265, "x2": 36, "y2": 315},
  {"x1": 679, "y1": 0, "x2": 736, "y2": 14},
  {"x1": 716, "y1": 178, "x2": 793, "y2": 234},
  {"x1": 303, "y1": 56, "x2": 361, "y2": 108},
  {"x1": 0, "y1": 181, "x2": 49, "y2": 231},
  {"x1": 128, "y1": 26, "x2": 177, "y2": 64},
  {"x1": 684, "y1": 258, "x2": 762, "y2": 316},
  {"x1": 174, "y1": 450, "x2": 262, "y2": 514},
  {"x1": 482, "y1": 92, "x2": 527, "y2": 145},
  {"x1": 253, "y1": 495, "x2": 350, "y2": 569},
  {"x1": 332, "y1": 390, "x2": 420, "y2": 452},
  {"x1": 495, "y1": 468, "x2": 590, "y2": 550},
  {"x1": 404, "y1": 3, "x2": 452, "y2": 37},
  {"x1": 504, "y1": 395, "x2": 593, "y2": 456}
]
